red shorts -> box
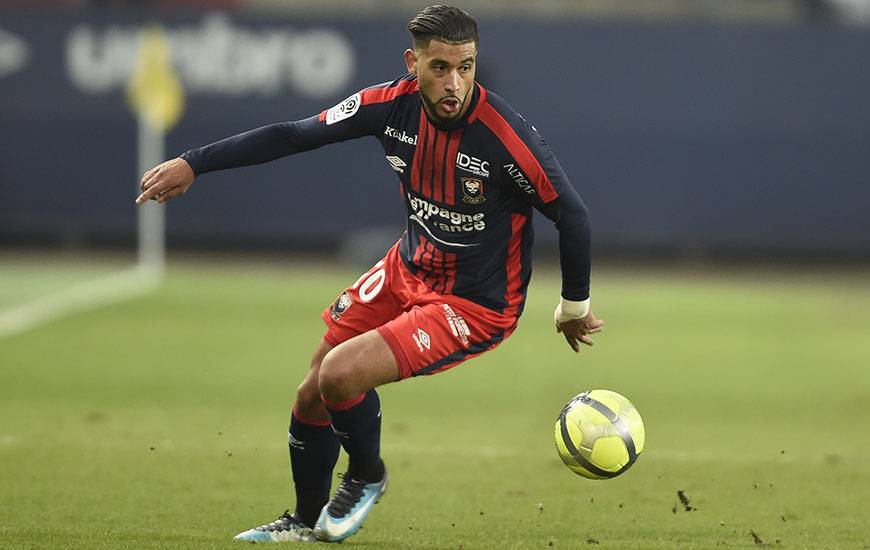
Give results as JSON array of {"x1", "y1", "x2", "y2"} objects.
[{"x1": 322, "y1": 242, "x2": 519, "y2": 379}]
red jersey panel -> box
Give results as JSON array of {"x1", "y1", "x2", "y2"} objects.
[{"x1": 183, "y1": 74, "x2": 591, "y2": 315}]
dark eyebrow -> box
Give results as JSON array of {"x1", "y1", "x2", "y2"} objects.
[{"x1": 429, "y1": 57, "x2": 476, "y2": 67}]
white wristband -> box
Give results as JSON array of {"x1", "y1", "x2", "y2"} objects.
[{"x1": 554, "y1": 297, "x2": 590, "y2": 325}]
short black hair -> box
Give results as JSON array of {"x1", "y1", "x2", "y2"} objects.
[{"x1": 407, "y1": 5, "x2": 479, "y2": 51}]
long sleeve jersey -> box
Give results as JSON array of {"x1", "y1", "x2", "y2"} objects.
[{"x1": 182, "y1": 74, "x2": 591, "y2": 316}]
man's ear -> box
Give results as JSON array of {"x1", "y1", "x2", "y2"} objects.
[{"x1": 404, "y1": 48, "x2": 418, "y2": 75}]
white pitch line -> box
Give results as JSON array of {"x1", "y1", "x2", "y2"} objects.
[{"x1": 0, "y1": 266, "x2": 161, "y2": 339}]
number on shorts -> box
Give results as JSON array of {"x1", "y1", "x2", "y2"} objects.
[{"x1": 353, "y1": 260, "x2": 386, "y2": 303}]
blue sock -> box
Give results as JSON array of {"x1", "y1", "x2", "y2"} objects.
[
  {"x1": 325, "y1": 390, "x2": 385, "y2": 483},
  {"x1": 289, "y1": 410, "x2": 340, "y2": 527}
]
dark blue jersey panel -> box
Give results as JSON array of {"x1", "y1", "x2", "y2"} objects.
[
  {"x1": 480, "y1": 91, "x2": 591, "y2": 301},
  {"x1": 179, "y1": 74, "x2": 591, "y2": 311}
]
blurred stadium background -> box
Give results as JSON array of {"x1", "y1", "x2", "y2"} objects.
[
  {"x1": 2, "y1": 0, "x2": 869, "y2": 262},
  {"x1": 1, "y1": 1, "x2": 869, "y2": 548}
]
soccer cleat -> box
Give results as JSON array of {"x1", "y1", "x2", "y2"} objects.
[
  {"x1": 232, "y1": 510, "x2": 316, "y2": 543},
  {"x1": 313, "y1": 470, "x2": 388, "y2": 542}
]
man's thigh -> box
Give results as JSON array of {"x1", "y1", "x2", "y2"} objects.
[
  {"x1": 321, "y1": 255, "x2": 404, "y2": 348},
  {"x1": 377, "y1": 299, "x2": 517, "y2": 379}
]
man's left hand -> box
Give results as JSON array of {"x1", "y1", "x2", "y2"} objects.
[{"x1": 557, "y1": 310, "x2": 604, "y2": 353}]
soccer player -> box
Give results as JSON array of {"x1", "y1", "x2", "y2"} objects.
[{"x1": 136, "y1": 4, "x2": 603, "y2": 543}]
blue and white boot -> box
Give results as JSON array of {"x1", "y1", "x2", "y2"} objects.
[
  {"x1": 233, "y1": 510, "x2": 316, "y2": 543},
  {"x1": 313, "y1": 469, "x2": 388, "y2": 542}
]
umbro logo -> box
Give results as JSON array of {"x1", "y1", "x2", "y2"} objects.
[
  {"x1": 386, "y1": 155, "x2": 406, "y2": 174},
  {"x1": 412, "y1": 328, "x2": 431, "y2": 352}
]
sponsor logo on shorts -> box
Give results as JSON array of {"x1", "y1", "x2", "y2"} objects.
[
  {"x1": 329, "y1": 291, "x2": 353, "y2": 321},
  {"x1": 461, "y1": 177, "x2": 485, "y2": 204},
  {"x1": 412, "y1": 328, "x2": 431, "y2": 352},
  {"x1": 325, "y1": 93, "x2": 360, "y2": 125},
  {"x1": 441, "y1": 304, "x2": 470, "y2": 347}
]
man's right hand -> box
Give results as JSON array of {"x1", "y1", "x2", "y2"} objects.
[{"x1": 135, "y1": 157, "x2": 195, "y2": 205}]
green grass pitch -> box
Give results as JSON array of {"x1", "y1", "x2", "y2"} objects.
[{"x1": 1, "y1": 260, "x2": 869, "y2": 549}]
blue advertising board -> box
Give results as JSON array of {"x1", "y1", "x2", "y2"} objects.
[{"x1": 1, "y1": 10, "x2": 869, "y2": 256}]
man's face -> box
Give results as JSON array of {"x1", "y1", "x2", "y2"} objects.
[{"x1": 404, "y1": 39, "x2": 477, "y2": 125}]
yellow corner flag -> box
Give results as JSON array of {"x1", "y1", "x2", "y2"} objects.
[{"x1": 126, "y1": 26, "x2": 185, "y2": 133}]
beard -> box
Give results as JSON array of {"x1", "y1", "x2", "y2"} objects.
[{"x1": 420, "y1": 87, "x2": 469, "y2": 128}]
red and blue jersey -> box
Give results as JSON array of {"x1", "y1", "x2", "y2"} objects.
[{"x1": 182, "y1": 74, "x2": 591, "y2": 315}]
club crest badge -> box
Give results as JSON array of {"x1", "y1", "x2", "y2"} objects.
[
  {"x1": 461, "y1": 177, "x2": 485, "y2": 204},
  {"x1": 329, "y1": 291, "x2": 353, "y2": 321}
]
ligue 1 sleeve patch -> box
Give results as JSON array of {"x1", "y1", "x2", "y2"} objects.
[{"x1": 325, "y1": 93, "x2": 361, "y2": 125}]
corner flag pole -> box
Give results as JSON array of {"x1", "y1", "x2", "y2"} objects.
[
  {"x1": 136, "y1": 110, "x2": 166, "y2": 276},
  {"x1": 126, "y1": 26, "x2": 185, "y2": 278}
]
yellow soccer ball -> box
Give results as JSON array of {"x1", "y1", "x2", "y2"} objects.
[{"x1": 554, "y1": 390, "x2": 645, "y2": 479}]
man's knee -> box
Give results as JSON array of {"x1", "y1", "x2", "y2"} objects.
[
  {"x1": 294, "y1": 339, "x2": 333, "y2": 420},
  {"x1": 318, "y1": 331, "x2": 400, "y2": 402},
  {"x1": 318, "y1": 348, "x2": 359, "y2": 402},
  {"x1": 295, "y1": 375, "x2": 321, "y2": 408}
]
